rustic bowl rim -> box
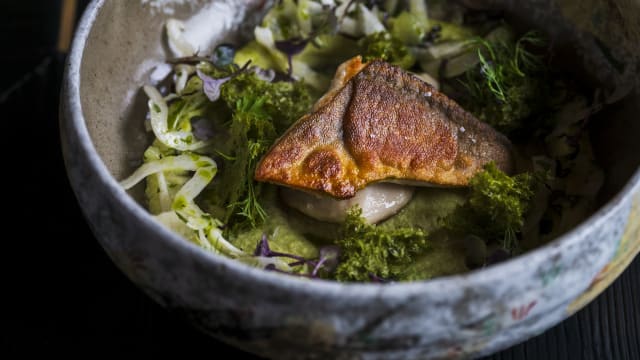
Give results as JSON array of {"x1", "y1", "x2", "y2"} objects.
[{"x1": 64, "y1": 0, "x2": 640, "y2": 299}]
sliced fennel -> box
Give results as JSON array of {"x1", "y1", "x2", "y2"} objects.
[
  {"x1": 174, "y1": 64, "x2": 195, "y2": 95},
  {"x1": 120, "y1": 152, "x2": 292, "y2": 270},
  {"x1": 144, "y1": 85, "x2": 212, "y2": 151},
  {"x1": 120, "y1": 153, "x2": 242, "y2": 256}
]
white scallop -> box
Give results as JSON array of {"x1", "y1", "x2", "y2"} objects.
[{"x1": 281, "y1": 183, "x2": 415, "y2": 224}]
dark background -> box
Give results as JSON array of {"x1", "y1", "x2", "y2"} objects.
[{"x1": 2, "y1": 1, "x2": 638, "y2": 357}]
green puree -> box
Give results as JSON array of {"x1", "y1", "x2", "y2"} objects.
[
  {"x1": 230, "y1": 186, "x2": 334, "y2": 259},
  {"x1": 230, "y1": 185, "x2": 470, "y2": 280},
  {"x1": 380, "y1": 188, "x2": 470, "y2": 280}
]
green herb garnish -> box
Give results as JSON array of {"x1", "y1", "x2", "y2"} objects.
[
  {"x1": 460, "y1": 30, "x2": 548, "y2": 135},
  {"x1": 445, "y1": 162, "x2": 535, "y2": 252},
  {"x1": 359, "y1": 31, "x2": 416, "y2": 69},
  {"x1": 208, "y1": 71, "x2": 314, "y2": 231},
  {"x1": 335, "y1": 207, "x2": 428, "y2": 281}
]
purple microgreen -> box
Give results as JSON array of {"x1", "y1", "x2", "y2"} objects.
[
  {"x1": 312, "y1": 246, "x2": 341, "y2": 277},
  {"x1": 253, "y1": 233, "x2": 272, "y2": 256},
  {"x1": 190, "y1": 117, "x2": 215, "y2": 141},
  {"x1": 196, "y1": 60, "x2": 252, "y2": 102},
  {"x1": 274, "y1": 38, "x2": 309, "y2": 56},
  {"x1": 197, "y1": 69, "x2": 231, "y2": 102},
  {"x1": 252, "y1": 67, "x2": 276, "y2": 83},
  {"x1": 252, "y1": 234, "x2": 309, "y2": 263},
  {"x1": 253, "y1": 235, "x2": 343, "y2": 278},
  {"x1": 311, "y1": 258, "x2": 328, "y2": 277},
  {"x1": 274, "y1": 38, "x2": 310, "y2": 77},
  {"x1": 270, "y1": 4, "x2": 338, "y2": 76}
]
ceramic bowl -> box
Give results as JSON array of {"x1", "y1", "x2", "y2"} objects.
[{"x1": 61, "y1": 0, "x2": 640, "y2": 358}]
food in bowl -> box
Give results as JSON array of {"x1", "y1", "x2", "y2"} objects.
[{"x1": 120, "y1": 0, "x2": 605, "y2": 282}]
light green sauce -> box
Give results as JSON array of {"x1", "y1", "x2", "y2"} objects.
[
  {"x1": 381, "y1": 188, "x2": 470, "y2": 280},
  {"x1": 231, "y1": 185, "x2": 471, "y2": 280},
  {"x1": 230, "y1": 186, "x2": 335, "y2": 259}
]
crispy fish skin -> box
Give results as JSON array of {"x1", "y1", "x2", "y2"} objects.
[{"x1": 255, "y1": 57, "x2": 514, "y2": 199}]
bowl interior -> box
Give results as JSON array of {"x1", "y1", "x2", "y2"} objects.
[
  {"x1": 78, "y1": 0, "x2": 640, "y2": 242},
  {"x1": 79, "y1": 1, "x2": 265, "y2": 196}
]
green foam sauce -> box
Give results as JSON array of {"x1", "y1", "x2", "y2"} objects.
[{"x1": 231, "y1": 186, "x2": 470, "y2": 280}]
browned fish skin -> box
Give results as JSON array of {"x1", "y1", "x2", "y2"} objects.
[{"x1": 255, "y1": 57, "x2": 514, "y2": 199}]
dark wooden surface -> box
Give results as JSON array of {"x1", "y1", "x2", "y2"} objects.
[{"x1": 2, "y1": 1, "x2": 638, "y2": 357}]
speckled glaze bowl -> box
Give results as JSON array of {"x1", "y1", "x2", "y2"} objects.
[{"x1": 61, "y1": 0, "x2": 640, "y2": 358}]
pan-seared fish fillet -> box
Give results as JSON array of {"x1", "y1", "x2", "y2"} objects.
[{"x1": 255, "y1": 56, "x2": 514, "y2": 199}]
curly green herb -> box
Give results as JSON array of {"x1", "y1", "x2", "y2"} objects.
[
  {"x1": 445, "y1": 162, "x2": 535, "y2": 252},
  {"x1": 335, "y1": 207, "x2": 429, "y2": 281},
  {"x1": 359, "y1": 31, "x2": 416, "y2": 69}
]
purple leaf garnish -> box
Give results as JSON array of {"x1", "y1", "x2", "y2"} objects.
[
  {"x1": 253, "y1": 234, "x2": 307, "y2": 262},
  {"x1": 190, "y1": 117, "x2": 215, "y2": 141},
  {"x1": 253, "y1": 235, "x2": 342, "y2": 278},
  {"x1": 196, "y1": 61, "x2": 251, "y2": 102},
  {"x1": 253, "y1": 233, "x2": 272, "y2": 256},
  {"x1": 274, "y1": 38, "x2": 309, "y2": 57},
  {"x1": 270, "y1": 4, "x2": 338, "y2": 77},
  {"x1": 312, "y1": 246, "x2": 341, "y2": 276},
  {"x1": 275, "y1": 38, "x2": 309, "y2": 77},
  {"x1": 197, "y1": 69, "x2": 231, "y2": 102},
  {"x1": 252, "y1": 67, "x2": 276, "y2": 83}
]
